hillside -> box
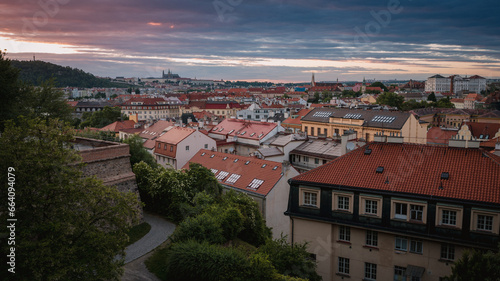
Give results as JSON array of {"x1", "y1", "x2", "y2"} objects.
[{"x1": 10, "y1": 60, "x2": 128, "y2": 88}]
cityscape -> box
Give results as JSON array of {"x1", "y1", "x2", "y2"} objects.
[{"x1": 1, "y1": 0, "x2": 500, "y2": 281}]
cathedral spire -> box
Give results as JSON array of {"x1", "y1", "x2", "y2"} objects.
[{"x1": 311, "y1": 73, "x2": 316, "y2": 87}]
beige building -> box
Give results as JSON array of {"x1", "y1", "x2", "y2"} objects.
[
  {"x1": 301, "y1": 108, "x2": 427, "y2": 144},
  {"x1": 120, "y1": 97, "x2": 181, "y2": 121},
  {"x1": 286, "y1": 137, "x2": 500, "y2": 281}
]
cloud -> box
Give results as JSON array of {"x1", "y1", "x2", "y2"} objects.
[{"x1": 1, "y1": 0, "x2": 499, "y2": 81}]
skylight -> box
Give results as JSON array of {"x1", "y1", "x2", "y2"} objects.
[
  {"x1": 201, "y1": 152, "x2": 206, "y2": 156},
  {"x1": 273, "y1": 166, "x2": 278, "y2": 170},
  {"x1": 216, "y1": 171, "x2": 229, "y2": 180},
  {"x1": 261, "y1": 164, "x2": 267, "y2": 168},
  {"x1": 234, "y1": 159, "x2": 239, "y2": 163},
  {"x1": 371, "y1": 115, "x2": 396, "y2": 123},
  {"x1": 343, "y1": 113, "x2": 362, "y2": 119},
  {"x1": 250, "y1": 133, "x2": 256, "y2": 137},
  {"x1": 245, "y1": 161, "x2": 250, "y2": 165},
  {"x1": 210, "y1": 168, "x2": 218, "y2": 174},
  {"x1": 312, "y1": 111, "x2": 333, "y2": 118},
  {"x1": 258, "y1": 133, "x2": 264, "y2": 138},
  {"x1": 223, "y1": 157, "x2": 228, "y2": 161},
  {"x1": 228, "y1": 129, "x2": 234, "y2": 134},
  {"x1": 241, "y1": 131, "x2": 246, "y2": 135},
  {"x1": 210, "y1": 154, "x2": 215, "y2": 158},
  {"x1": 225, "y1": 174, "x2": 241, "y2": 184},
  {"x1": 247, "y1": 179, "x2": 264, "y2": 189},
  {"x1": 219, "y1": 128, "x2": 224, "y2": 132}
]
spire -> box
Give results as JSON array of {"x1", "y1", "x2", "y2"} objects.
[{"x1": 311, "y1": 73, "x2": 316, "y2": 87}]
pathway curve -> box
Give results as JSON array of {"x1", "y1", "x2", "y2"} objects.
[{"x1": 124, "y1": 212, "x2": 176, "y2": 264}]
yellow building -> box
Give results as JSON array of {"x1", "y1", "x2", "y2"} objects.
[{"x1": 301, "y1": 108, "x2": 427, "y2": 144}]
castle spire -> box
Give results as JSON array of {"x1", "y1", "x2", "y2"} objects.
[{"x1": 311, "y1": 73, "x2": 316, "y2": 87}]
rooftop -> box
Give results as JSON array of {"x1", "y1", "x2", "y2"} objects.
[{"x1": 292, "y1": 143, "x2": 500, "y2": 205}]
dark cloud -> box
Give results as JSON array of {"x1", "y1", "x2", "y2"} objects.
[{"x1": 1, "y1": 0, "x2": 500, "y2": 81}]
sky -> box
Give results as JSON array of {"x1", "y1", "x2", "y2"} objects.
[{"x1": 1, "y1": 0, "x2": 500, "y2": 82}]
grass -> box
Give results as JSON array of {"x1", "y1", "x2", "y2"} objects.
[
  {"x1": 126, "y1": 222, "x2": 151, "y2": 246},
  {"x1": 145, "y1": 243, "x2": 170, "y2": 281}
]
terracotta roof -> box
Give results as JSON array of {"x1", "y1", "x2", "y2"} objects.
[
  {"x1": 99, "y1": 120, "x2": 136, "y2": 133},
  {"x1": 155, "y1": 126, "x2": 195, "y2": 145},
  {"x1": 67, "y1": 101, "x2": 78, "y2": 107},
  {"x1": 182, "y1": 149, "x2": 286, "y2": 196},
  {"x1": 463, "y1": 122, "x2": 500, "y2": 140},
  {"x1": 282, "y1": 109, "x2": 311, "y2": 126},
  {"x1": 209, "y1": 119, "x2": 278, "y2": 141},
  {"x1": 292, "y1": 143, "x2": 500, "y2": 205},
  {"x1": 426, "y1": 127, "x2": 458, "y2": 145}
]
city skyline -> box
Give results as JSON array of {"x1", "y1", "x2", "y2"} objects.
[{"x1": 2, "y1": 0, "x2": 500, "y2": 82}]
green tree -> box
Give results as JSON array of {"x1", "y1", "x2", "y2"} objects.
[
  {"x1": 127, "y1": 87, "x2": 132, "y2": 94},
  {"x1": 258, "y1": 236, "x2": 322, "y2": 281},
  {"x1": 135, "y1": 88, "x2": 140, "y2": 95},
  {"x1": 444, "y1": 245, "x2": 500, "y2": 281},
  {"x1": 80, "y1": 106, "x2": 126, "y2": 128},
  {"x1": 370, "y1": 81, "x2": 388, "y2": 92},
  {"x1": 376, "y1": 92, "x2": 405, "y2": 109},
  {"x1": 94, "y1": 92, "x2": 106, "y2": 99},
  {"x1": 434, "y1": 97, "x2": 455, "y2": 108},
  {"x1": 0, "y1": 51, "x2": 21, "y2": 131},
  {"x1": 123, "y1": 134, "x2": 157, "y2": 168},
  {"x1": 0, "y1": 117, "x2": 141, "y2": 280},
  {"x1": 428, "y1": 92, "x2": 437, "y2": 102}
]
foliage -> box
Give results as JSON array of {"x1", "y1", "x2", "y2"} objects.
[
  {"x1": 259, "y1": 236, "x2": 322, "y2": 281},
  {"x1": 434, "y1": 97, "x2": 455, "y2": 108},
  {"x1": 171, "y1": 212, "x2": 227, "y2": 244},
  {"x1": 376, "y1": 91, "x2": 405, "y2": 109},
  {"x1": 76, "y1": 128, "x2": 120, "y2": 142},
  {"x1": 94, "y1": 92, "x2": 106, "y2": 99},
  {"x1": 340, "y1": 90, "x2": 362, "y2": 98},
  {"x1": 80, "y1": 106, "x2": 126, "y2": 128},
  {"x1": 133, "y1": 162, "x2": 223, "y2": 222},
  {"x1": 370, "y1": 81, "x2": 388, "y2": 91},
  {"x1": 123, "y1": 134, "x2": 157, "y2": 168},
  {"x1": 0, "y1": 52, "x2": 73, "y2": 130},
  {"x1": 10, "y1": 59, "x2": 126, "y2": 88},
  {"x1": 126, "y1": 222, "x2": 151, "y2": 246},
  {"x1": 0, "y1": 117, "x2": 141, "y2": 280},
  {"x1": 444, "y1": 245, "x2": 500, "y2": 281},
  {"x1": 428, "y1": 92, "x2": 437, "y2": 102},
  {"x1": 400, "y1": 99, "x2": 429, "y2": 111}
]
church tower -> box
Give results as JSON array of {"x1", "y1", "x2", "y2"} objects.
[
  {"x1": 362, "y1": 77, "x2": 367, "y2": 94},
  {"x1": 311, "y1": 73, "x2": 316, "y2": 87}
]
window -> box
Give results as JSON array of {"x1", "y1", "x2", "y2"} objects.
[
  {"x1": 164, "y1": 144, "x2": 167, "y2": 149},
  {"x1": 338, "y1": 257, "x2": 350, "y2": 275},
  {"x1": 304, "y1": 191, "x2": 318, "y2": 207},
  {"x1": 324, "y1": 128, "x2": 327, "y2": 135},
  {"x1": 204, "y1": 144, "x2": 208, "y2": 149},
  {"x1": 441, "y1": 210, "x2": 457, "y2": 226},
  {"x1": 334, "y1": 128, "x2": 339, "y2": 136},
  {"x1": 410, "y1": 205, "x2": 424, "y2": 222},
  {"x1": 366, "y1": 200, "x2": 378, "y2": 215},
  {"x1": 304, "y1": 126, "x2": 308, "y2": 134},
  {"x1": 365, "y1": 263, "x2": 377, "y2": 280},
  {"x1": 366, "y1": 230, "x2": 378, "y2": 247},
  {"x1": 395, "y1": 203, "x2": 408, "y2": 220},
  {"x1": 170, "y1": 146, "x2": 173, "y2": 152},
  {"x1": 440, "y1": 244, "x2": 455, "y2": 260},
  {"x1": 317, "y1": 127, "x2": 321, "y2": 135},
  {"x1": 338, "y1": 196, "x2": 349, "y2": 211},
  {"x1": 247, "y1": 178, "x2": 264, "y2": 189},
  {"x1": 158, "y1": 143, "x2": 161, "y2": 148},
  {"x1": 410, "y1": 239, "x2": 423, "y2": 254},
  {"x1": 315, "y1": 158, "x2": 319, "y2": 164},
  {"x1": 225, "y1": 174, "x2": 241, "y2": 184},
  {"x1": 339, "y1": 226, "x2": 350, "y2": 242},
  {"x1": 394, "y1": 266, "x2": 407, "y2": 281},
  {"x1": 216, "y1": 171, "x2": 229, "y2": 180},
  {"x1": 310, "y1": 127, "x2": 314, "y2": 135},
  {"x1": 304, "y1": 156, "x2": 309, "y2": 162},
  {"x1": 477, "y1": 215, "x2": 493, "y2": 231},
  {"x1": 395, "y1": 237, "x2": 408, "y2": 251},
  {"x1": 185, "y1": 145, "x2": 189, "y2": 151}
]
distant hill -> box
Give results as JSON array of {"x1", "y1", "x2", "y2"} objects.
[{"x1": 10, "y1": 60, "x2": 128, "y2": 88}]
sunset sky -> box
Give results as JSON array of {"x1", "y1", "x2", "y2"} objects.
[{"x1": 2, "y1": 0, "x2": 500, "y2": 82}]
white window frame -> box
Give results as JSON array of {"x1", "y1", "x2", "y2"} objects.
[
  {"x1": 338, "y1": 257, "x2": 350, "y2": 275},
  {"x1": 394, "y1": 266, "x2": 406, "y2": 281},
  {"x1": 436, "y1": 204, "x2": 463, "y2": 229},
  {"x1": 333, "y1": 192, "x2": 353, "y2": 213},
  {"x1": 395, "y1": 236, "x2": 408, "y2": 252},
  {"x1": 391, "y1": 199, "x2": 427, "y2": 223},
  {"x1": 360, "y1": 195, "x2": 382, "y2": 218},
  {"x1": 365, "y1": 230, "x2": 378, "y2": 247},
  {"x1": 409, "y1": 239, "x2": 423, "y2": 254},
  {"x1": 365, "y1": 262, "x2": 377, "y2": 280},
  {"x1": 470, "y1": 209, "x2": 499, "y2": 234},
  {"x1": 300, "y1": 187, "x2": 320, "y2": 208},
  {"x1": 440, "y1": 243, "x2": 455, "y2": 261},
  {"x1": 338, "y1": 226, "x2": 350, "y2": 242}
]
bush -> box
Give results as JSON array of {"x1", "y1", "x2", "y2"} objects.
[
  {"x1": 163, "y1": 240, "x2": 247, "y2": 281},
  {"x1": 171, "y1": 212, "x2": 226, "y2": 244}
]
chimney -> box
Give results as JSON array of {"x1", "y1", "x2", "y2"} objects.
[
  {"x1": 341, "y1": 130, "x2": 357, "y2": 155},
  {"x1": 387, "y1": 132, "x2": 404, "y2": 144},
  {"x1": 281, "y1": 160, "x2": 290, "y2": 174}
]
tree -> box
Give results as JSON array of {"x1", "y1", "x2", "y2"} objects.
[
  {"x1": 370, "y1": 81, "x2": 388, "y2": 92},
  {"x1": 80, "y1": 106, "x2": 126, "y2": 128},
  {"x1": 444, "y1": 245, "x2": 500, "y2": 281},
  {"x1": 127, "y1": 87, "x2": 132, "y2": 94},
  {"x1": 135, "y1": 88, "x2": 140, "y2": 95},
  {"x1": 94, "y1": 92, "x2": 106, "y2": 99},
  {"x1": 0, "y1": 52, "x2": 73, "y2": 131},
  {"x1": 123, "y1": 134, "x2": 157, "y2": 168},
  {"x1": 428, "y1": 92, "x2": 437, "y2": 102},
  {"x1": 0, "y1": 117, "x2": 141, "y2": 280},
  {"x1": 435, "y1": 97, "x2": 455, "y2": 108},
  {"x1": 376, "y1": 92, "x2": 405, "y2": 109}
]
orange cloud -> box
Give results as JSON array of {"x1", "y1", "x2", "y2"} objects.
[{"x1": 147, "y1": 22, "x2": 162, "y2": 26}]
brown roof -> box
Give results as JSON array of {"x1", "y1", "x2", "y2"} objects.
[
  {"x1": 99, "y1": 120, "x2": 136, "y2": 133},
  {"x1": 155, "y1": 126, "x2": 195, "y2": 145},
  {"x1": 209, "y1": 119, "x2": 277, "y2": 141},
  {"x1": 183, "y1": 149, "x2": 286, "y2": 196},
  {"x1": 292, "y1": 143, "x2": 500, "y2": 205}
]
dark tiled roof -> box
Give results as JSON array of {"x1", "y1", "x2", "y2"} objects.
[
  {"x1": 302, "y1": 108, "x2": 410, "y2": 130},
  {"x1": 292, "y1": 143, "x2": 500, "y2": 204}
]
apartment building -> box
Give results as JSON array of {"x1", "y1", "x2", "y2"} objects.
[
  {"x1": 285, "y1": 137, "x2": 500, "y2": 281},
  {"x1": 120, "y1": 97, "x2": 181, "y2": 121}
]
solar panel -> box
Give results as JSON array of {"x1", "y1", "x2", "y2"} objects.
[{"x1": 312, "y1": 111, "x2": 332, "y2": 118}]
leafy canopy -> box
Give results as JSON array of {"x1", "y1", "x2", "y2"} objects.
[{"x1": 0, "y1": 117, "x2": 141, "y2": 280}]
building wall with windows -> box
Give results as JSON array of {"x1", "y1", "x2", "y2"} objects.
[{"x1": 286, "y1": 142, "x2": 500, "y2": 281}]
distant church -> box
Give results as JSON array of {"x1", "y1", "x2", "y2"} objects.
[{"x1": 162, "y1": 69, "x2": 180, "y2": 79}]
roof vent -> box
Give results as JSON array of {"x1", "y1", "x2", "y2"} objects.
[
  {"x1": 384, "y1": 176, "x2": 389, "y2": 184},
  {"x1": 376, "y1": 166, "x2": 384, "y2": 173},
  {"x1": 364, "y1": 148, "x2": 372, "y2": 155},
  {"x1": 441, "y1": 172, "x2": 449, "y2": 180},
  {"x1": 223, "y1": 157, "x2": 228, "y2": 161}
]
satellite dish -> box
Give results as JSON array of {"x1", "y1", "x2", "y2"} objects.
[{"x1": 346, "y1": 142, "x2": 355, "y2": 151}]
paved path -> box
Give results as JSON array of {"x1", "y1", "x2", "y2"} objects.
[{"x1": 124, "y1": 213, "x2": 176, "y2": 264}]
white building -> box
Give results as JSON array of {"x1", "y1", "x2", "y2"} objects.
[{"x1": 425, "y1": 74, "x2": 487, "y2": 94}]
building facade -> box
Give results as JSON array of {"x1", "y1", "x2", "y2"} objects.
[
  {"x1": 285, "y1": 139, "x2": 500, "y2": 281},
  {"x1": 120, "y1": 97, "x2": 181, "y2": 121}
]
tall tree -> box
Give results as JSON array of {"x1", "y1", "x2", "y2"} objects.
[
  {"x1": 376, "y1": 92, "x2": 405, "y2": 109},
  {"x1": 123, "y1": 134, "x2": 157, "y2": 168},
  {"x1": 444, "y1": 245, "x2": 500, "y2": 281},
  {"x1": 0, "y1": 51, "x2": 21, "y2": 131},
  {"x1": 0, "y1": 117, "x2": 141, "y2": 280},
  {"x1": 80, "y1": 106, "x2": 126, "y2": 128},
  {"x1": 370, "y1": 81, "x2": 388, "y2": 92},
  {"x1": 427, "y1": 92, "x2": 437, "y2": 102}
]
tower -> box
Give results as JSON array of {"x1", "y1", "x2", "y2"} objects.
[
  {"x1": 311, "y1": 73, "x2": 316, "y2": 87},
  {"x1": 362, "y1": 77, "x2": 366, "y2": 94}
]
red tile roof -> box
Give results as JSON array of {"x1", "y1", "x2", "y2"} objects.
[
  {"x1": 155, "y1": 126, "x2": 195, "y2": 145},
  {"x1": 282, "y1": 109, "x2": 311, "y2": 126},
  {"x1": 182, "y1": 149, "x2": 285, "y2": 196},
  {"x1": 426, "y1": 127, "x2": 457, "y2": 145},
  {"x1": 209, "y1": 119, "x2": 278, "y2": 141},
  {"x1": 292, "y1": 143, "x2": 500, "y2": 204},
  {"x1": 99, "y1": 120, "x2": 136, "y2": 133}
]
